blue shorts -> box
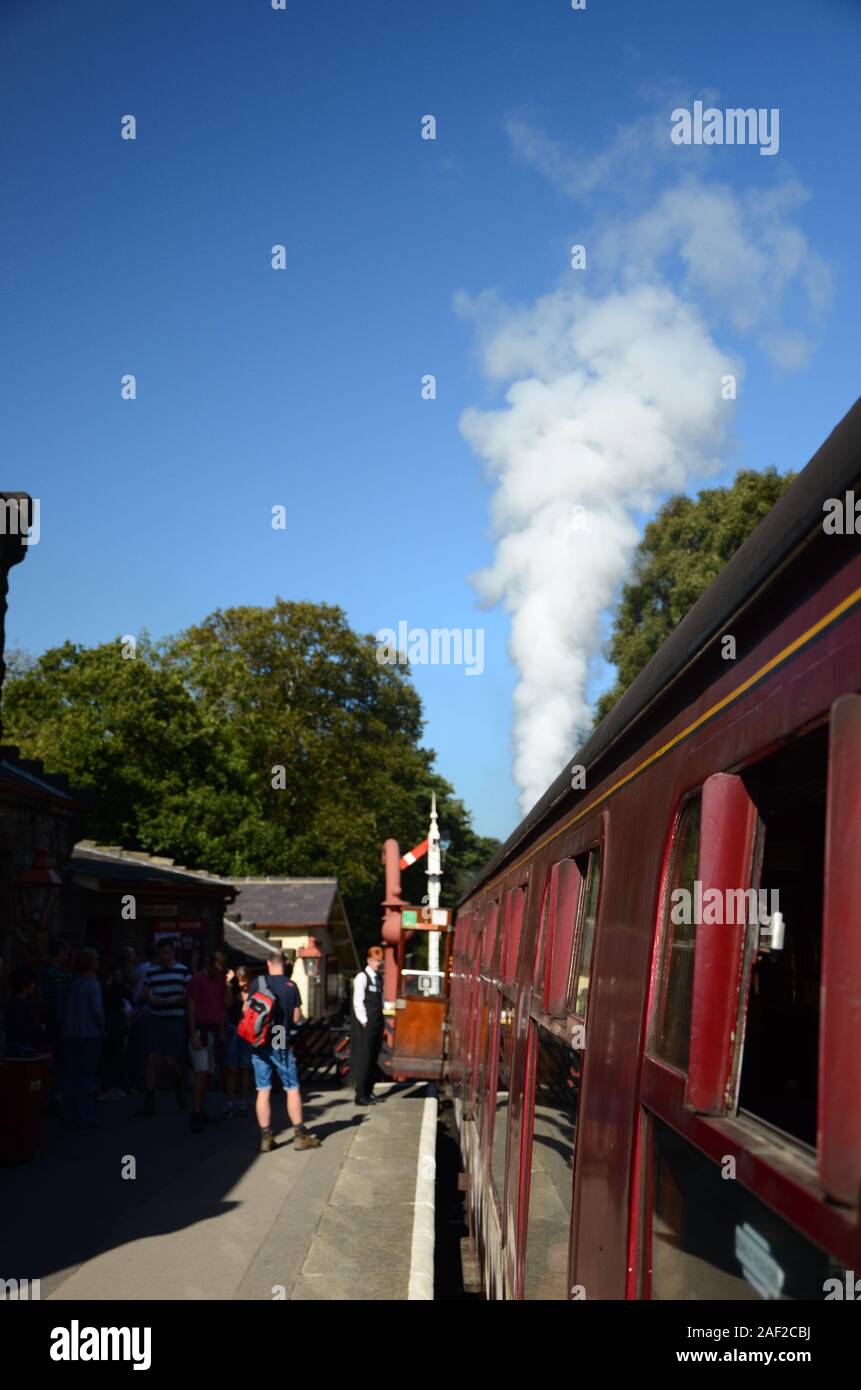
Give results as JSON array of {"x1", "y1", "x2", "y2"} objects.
[
  {"x1": 252, "y1": 1044, "x2": 299, "y2": 1092},
  {"x1": 145, "y1": 1014, "x2": 186, "y2": 1059},
  {"x1": 225, "y1": 1024, "x2": 252, "y2": 1070}
]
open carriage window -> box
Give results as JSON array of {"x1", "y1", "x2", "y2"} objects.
[
  {"x1": 737, "y1": 725, "x2": 829, "y2": 1149},
  {"x1": 567, "y1": 848, "x2": 601, "y2": 1018},
  {"x1": 534, "y1": 882, "x2": 553, "y2": 999},
  {"x1": 653, "y1": 795, "x2": 701, "y2": 1071}
]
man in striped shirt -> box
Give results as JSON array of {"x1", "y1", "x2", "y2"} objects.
[{"x1": 135, "y1": 937, "x2": 190, "y2": 1118}]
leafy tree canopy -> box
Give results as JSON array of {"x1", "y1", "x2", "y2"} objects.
[
  {"x1": 3, "y1": 600, "x2": 498, "y2": 946},
  {"x1": 594, "y1": 467, "x2": 796, "y2": 725}
]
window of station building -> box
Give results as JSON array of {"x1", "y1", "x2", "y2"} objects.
[
  {"x1": 736, "y1": 725, "x2": 828, "y2": 1149},
  {"x1": 523, "y1": 1026, "x2": 582, "y2": 1300},
  {"x1": 648, "y1": 1116, "x2": 849, "y2": 1300},
  {"x1": 652, "y1": 794, "x2": 701, "y2": 1071},
  {"x1": 566, "y1": 847, "x2": 601, "y2": 1018}
]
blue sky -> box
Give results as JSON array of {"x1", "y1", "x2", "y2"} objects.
[{"x1": 1, "y1": 0, "x2": 859, "y2": 840}]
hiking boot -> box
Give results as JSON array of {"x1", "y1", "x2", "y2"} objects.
[
  {"x1": 259, "y1": 1128, "x2": 275, "y2": 1153},
  {"x1": 294, "y1": 1130, "x2": 321, "y2": 1151}
]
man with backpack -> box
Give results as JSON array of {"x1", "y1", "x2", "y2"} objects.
[{"x1": 241, "y1": 949, "x2": 320, "y2": 1154}]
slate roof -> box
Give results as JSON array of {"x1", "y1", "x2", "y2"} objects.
[
  {"x1": 229, "y1": 878, "x2": 339, "y2": 927},
  {"x1": 223, "y1": 916, "x2": 271, "y2": 962},
  {"x1": 0, "y1": 747, "x2": 81, "y2": 805},
  {"x1": 72, "y1": 843, "x2": 236, "y2": 897}
]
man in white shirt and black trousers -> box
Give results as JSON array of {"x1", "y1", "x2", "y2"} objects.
[{"x1": 350, "y1": 945, "x2": 385, "y2": 1106}]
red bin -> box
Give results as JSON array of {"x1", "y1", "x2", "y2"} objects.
[{"x1": 0, "y1": 1053, "x2": 53, "y2": 1163}]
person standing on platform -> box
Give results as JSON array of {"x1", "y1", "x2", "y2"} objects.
[
  {"x1": 99, "y1": 961, "x2": 132, "y2": 1099},
  {"x1": 40, "y1": 937, "x2": 70, "y2": 1062},
  {"x1": 224, "y1": 965, "x2": 254, "y2": 1116},
  {"x1": 135, "y1": 936, "x2": 190, "y2": 1119},
  {"x1": 60, "y1": 948, "x2": 105, "y2": 1128},
  {"x1": 350, "y1": 945, "x2": 385, "y2": 1107},
  {"x1": 4, "y1": 966, "x2": 44, "y2": 1054},
  {"x1": 187, "y1": 951, "x2": 229, "y2": 1132},
  {"x1": 251, "y1": 950, "x2": 320, "y2": 1154}
]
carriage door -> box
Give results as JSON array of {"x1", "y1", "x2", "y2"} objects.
[
  {"x1": 518, "y1": 850, "x2": 601, "y2": 1299},
  {"x1": 489, "y1": 885, "x2": 524, "y2": 1296}
]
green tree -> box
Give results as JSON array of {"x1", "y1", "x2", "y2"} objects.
[
  {"x1": 1, "y1": 636, "x2": 215, "y2": 850},
  {"x1": 594, "y1": 468, "x2": 795, "y2": 725},
  {"x1": 3, "y1": 601, "x2": 495, "y2": 946}
]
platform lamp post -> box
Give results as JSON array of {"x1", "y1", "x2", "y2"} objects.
[{"x1": 16, "y1": 848, "x2": 63, "y2": 949}]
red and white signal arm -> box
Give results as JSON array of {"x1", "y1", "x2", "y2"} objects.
[{"x1": 401, "y1": 839, "x2": 429, "y2": 868}]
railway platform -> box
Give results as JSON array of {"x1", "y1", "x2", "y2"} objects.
[{"x1": 1, "y1": 1080, "x2": 437, "y2": 1302}]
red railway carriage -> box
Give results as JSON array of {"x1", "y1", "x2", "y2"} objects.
[{"x1": 449, "y1": 398, "x2": 861, "y2": 1301}]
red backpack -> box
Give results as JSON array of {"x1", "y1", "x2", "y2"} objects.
[{"x1": 237, "y1": 977, "x2": 276, "y2": 1048}]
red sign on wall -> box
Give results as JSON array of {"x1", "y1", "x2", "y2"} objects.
[{"x1": 153, "y1": 920, "x2": 205, "y2": 970}]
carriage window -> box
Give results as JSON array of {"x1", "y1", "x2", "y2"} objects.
[
  {"x1": 503, "y1": 886, "x2": 526, "y2": 985},
  {"x1": 737, "y1": 726, "x2": 828, "y2": 1148},
  {"x1": 470, "y1": 904, "x2": 497, "y2": 1123},
  {"x1": 490, "y1": 1002, "x2": 514, "y2": 1205},
  {"x1": 534, "y1": 884, "x2": 553, "y2": 997},
  {"x1": 653, "y1": 795, "x2": 701, "y2": 1070},
  {"x1": 478, "y1": 987, "x2": 497, "y2": 1139},
  {"x1": 568, "y1": 848, "x2": 601, "y2": 1017},
  {"x1": 524, "y1": 1026, "x2": 581, "y2": 1300},
  {"x1": 490, "y1": 890, "x2": 524, "y2": 1198},
  {"x1": 650, "y1": 1117, "x2": 848, "y2": 1300}
]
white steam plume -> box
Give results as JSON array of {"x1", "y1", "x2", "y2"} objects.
[
  {"x1": 461, "y1": 111, "x2": 830, "y2": 817},
  {"x1": 460, "y1": 281, "x2": 736, "y2": 812}
]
